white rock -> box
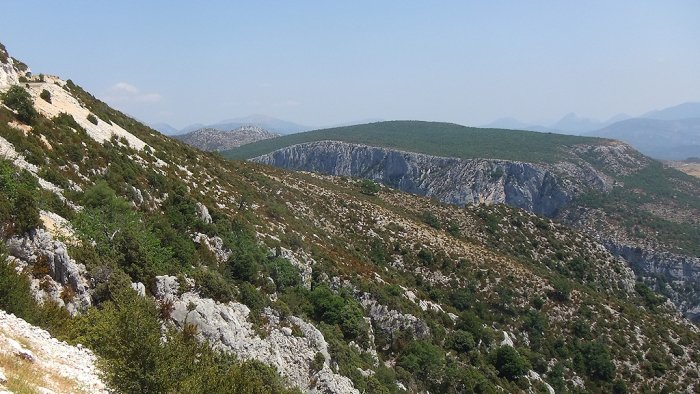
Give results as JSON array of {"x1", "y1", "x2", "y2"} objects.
[
  {"x1": 154, "y1": 279, "x2": 357, "y2": 393},
  {"x1": 8, "y1": 337, "x2": 35, "y2": 362},
  {"x1": 131, "y1": 282, "x2": 146, "y2": 297},
  {"x1": 0, "y1": 310, "x2": 107, "y2": 392},
  {"x1": 500, "y1": 330, "x2": 514, "y2": 347},
  {"x1": 196, "y1": 202, "x2": 213, "y2": 224},
  {"x1": 0, "y1": 367, "x2": 7, "y2": 383}
]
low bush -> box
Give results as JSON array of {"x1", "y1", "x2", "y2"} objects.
[
  {"x1": 40, "y1": 89, "x2": 51, "y2": 103},
  {"x1": 1, "y1": 85, "x2": 37, "y2": 124}
]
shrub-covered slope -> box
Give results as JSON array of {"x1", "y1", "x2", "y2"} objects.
[
  {"x1": 224, "y1": 120, "x2": 605, "y2": 163},
  {"x1": 225, "y1": 115, "x2": 700, "y2": 321},
  {"x1": 2, "y1": 42, "x2": 700, "y2": 393}
]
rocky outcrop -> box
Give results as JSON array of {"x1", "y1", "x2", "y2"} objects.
[
  {"x1": 192, "y1": 232, "x2": 230, "y2": 263},
  {"x1": 0, "y1": 309, "x2": 107, "y2": 393},
  {"x1": 196, "y1": 202, "x2": 213, "y2": 224},
  {"x1": 254, "y1": 141, "x2": 586, "y2": 217},
  {"x1": 358, "y1": 293, "x2": 431, "y2": 340},
  {"x1": 605, "y1": 241, "x2": 700, "y2": 320},
  {"x1": 6, "y1": 229, "x2": 91, "y2": 315},
  {"x1": 152, "y1": 276, "x2": 358, "y2": 393}
]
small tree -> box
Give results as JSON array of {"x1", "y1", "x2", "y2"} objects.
[
  {"x1": 87, "y1": 113, "x2": 98, "y2": 125},
  {"x1": 40, "y1": 89, "x2": 51, "y2": 103},
  {"x1": 359, "y1": 179, "x2": 380, "y2": 195},
  {"x1": 1, "y1": 85, "x2": 37, "y2": 124},
  {"x1": 492, "y1": 346, "x2": 530, "y2": 380}
]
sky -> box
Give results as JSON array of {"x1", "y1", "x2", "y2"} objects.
[{"x1": 1, "y1": 1, "x2": 699, "y2": 130}]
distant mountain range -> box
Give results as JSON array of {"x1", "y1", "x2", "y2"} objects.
[
  {"x1": 483, "y1": 102, "x2": 700, "y2": 160},
  {"x1": 152, "y1": 116, "x2": 388, "y2": 137},
  {"x1": 173, "y1": 125, "x2": 280, "y2": 152},
  {"x1": 583, "y1": 118, "x2": 700, "y2": 160},
  {"x1": 152, "y1": 115, "x2": 310, "y2": 136}
]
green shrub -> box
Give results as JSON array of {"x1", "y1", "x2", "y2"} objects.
[
  {"x1": 40, "y1": 89, "x2": 51, "y2": 103},
  {"x1": 397, "y1": 340, "x2": 445, "y2": 386},
  {"x1": 0, "y1": 248, "x2": 35, "y2": 318},
  {"x1": 238, "y1": 282, "x2": 266, "y2": 311},
  {"x1": 421, "y1": 210, "x2": 441, "y2": 229},
  {"x1": 74, "y1": 181, "x2": 173, "y2": 283},
  {"x1": 549, "y1": 277, "x2": 572, "y2": 301},
  {"x1": 191, "y1": 268, "x2": 236, "y2": 303},
  {"x1": 87, "y1": 113, "x2": 98, "y2": 125},
  {"x1": 266, "y1": 258, "x2": 300, "y2": 291},
  {"x1": 448, "y1": 330, "x2": 475, "y2": 353},
  {"x1": 69, "y1": 287, "x2": 298, "y2": 393},
  {"x1": 1, "y1": 85, "x2": 37, "y2": 124},
  {"x1": 310, "y1": 285, "x2": 368, "y2": 342},
  {"x1": 359, "y1": 179, "x2": 380, "y2": 196},
  {"x1": 575, "y1": 341, "x2": 615, "y2": 381},
  {"x1": 492, "y1": 346, "x2": 530, "y2": 381},
  {"x1": 0, "y1": 161, "x2": 42, "y2": 235}
]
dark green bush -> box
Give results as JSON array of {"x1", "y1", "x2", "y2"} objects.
[
  {"x1": 492, "y1": 346, "x2": 530, "y2": 381},
  {"x1": 397, "y1": 340, "x2": 445, "y2": 387},
  {"x1": 40, "y1": 89, "x2": 51, "y2": 103},
  {"x1": 310, "y1": 285, "x2": 368, "y2": 342},
  {"x1": 0, "y1": 247, "x2": 35, "y2": 317},
  {"x1": 1, "y1": 85, "x2": 37, "y2": 124},
  {"x1": 549, "y1": 277, "x2": 572, "y2": 301},
  {"x1": 421, "y1": 210, "x2": 441, "y2": 229},
  {"x1": 266, "y1": 257, "x2": 300, "y2": 291},
  {"x1": 448, "y1": 330, "x2": 475, "y2": 353},
  {"x1": 87, "y1": 113, "x2": 98, "y2": 125},
  {"x1": 575, "y1": 341, "x2": 615, "y2": 381},
  {"x1": 0, "y1": 160, "x2": 42, "y2": 235},
  {"x1": 359, "y1": 179, "x2": 380, "y2": 196}
]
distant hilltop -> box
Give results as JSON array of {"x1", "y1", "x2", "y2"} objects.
[{"x1": 173, "y1": 125, "x2": 280, "y2": 152}]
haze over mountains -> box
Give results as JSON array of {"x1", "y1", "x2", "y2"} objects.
[
  {"x1": 483, "y1": 102, "x2": 700, "y2": 160},
  {"x1": 152, "y1": 114, "x2": 309, "y2": 136}
]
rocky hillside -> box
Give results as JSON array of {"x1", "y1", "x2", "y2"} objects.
[
  {"x1": 174, "y1": 125, "x2": 280, "y2": 152},
  {"x1": 240, "y1": 124, "x2": 700, "y2": 321},
  {"x1": 0, "y1": 310, "x2": 107, "y2": 393},
  {"x1": 2, "y1": 42, "x2": 700, "y2": 393}
]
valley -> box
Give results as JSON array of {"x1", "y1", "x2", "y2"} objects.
[{"x1": 2, "y1": 39, "x2": 700, "y2": 394}]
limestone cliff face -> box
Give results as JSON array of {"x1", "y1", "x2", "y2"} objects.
[
  {"x1": 253, "y1": 140, "x2": 700, "y2": 320},
  {"x1": 604, "y1": 241, "x2": 700, "y2": 318},
  {"x1": 254, "y1": 141, "x2": 579, "y2": 217}
]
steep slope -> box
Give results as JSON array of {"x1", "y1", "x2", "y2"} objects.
[
  {"x1": 230, "y1": 122, "x2": 700, "y2": 321},
  {"x1": 585, "y1": 117, "x2": 700, "y2": 160},
  {"x1": 0, "y1": 310, "x2": 107, "y2": 393},
  {"x1": 174, "y1": 125, "x2": 280, "y2": 152},
  {"x1": 2, "y1": 43, "x2": 700, "y2": 393}
]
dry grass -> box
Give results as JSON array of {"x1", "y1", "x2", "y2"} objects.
[{"x1": 0, "y1": 329, "x2": 88, "y2": 394}]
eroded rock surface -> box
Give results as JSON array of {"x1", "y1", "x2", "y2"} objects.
[
  {"x1": 6, "y1": 229, "x2": 91, "y2": 315},
  {"x1": 153, "y1": 276, "x2": 359, "y2": 393}
]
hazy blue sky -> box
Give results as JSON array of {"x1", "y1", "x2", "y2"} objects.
[{"x1": 2, "y1": 1, "x2": 699, "y2": 129}]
